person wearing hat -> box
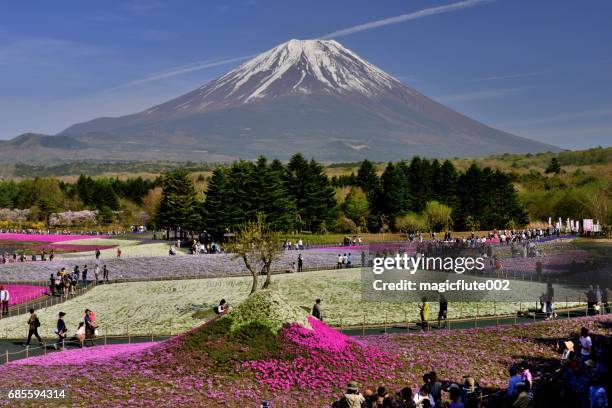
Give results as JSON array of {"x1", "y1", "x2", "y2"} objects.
[
  {"x1": 55, "y1": 312, "x2": 68, "y2": 351},
  {"x1": 332, "y1": 380, "x2": 365, "y2": 408},
  {"x1": 562, "y1": 340, "x2": 575, "y2": 362},
  {"x1": 461, "y1": 375, "x2": 481, "y2": 407}
]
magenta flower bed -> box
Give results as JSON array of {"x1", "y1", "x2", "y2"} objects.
[
  {"x1": 1, "y1": 285, "x2": 48, "y2": 306},
  {"x1": 0, "y1": 233, "x2": 109, "y2": 243},
  {"x1": 243, "y1": 316, "x2": 404, "y2": 393},
  {"x1": 1, "y1": 310, "x2": 609, "y2": 406},
  {"x1": 34, "y1": 244, "x2": 116, "y2": 251},
  {"x1": 9, "y1": 342, "x2": 161, "y2": 367}
]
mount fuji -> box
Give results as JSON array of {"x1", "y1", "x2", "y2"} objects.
[{"x1": 0, "y1": 39, "x2": 557, "y2": 162}]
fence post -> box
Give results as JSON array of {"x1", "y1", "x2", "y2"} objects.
[
  {"x1": 104, "y1": 328, "x2": 107, "y2": 345},
  {"x1": 384, "y1": 312, "x2": 387, "y2": 334},
  {"x1": 5, "y1": 350, "x2": 7, "y2": 364},
  {"x1": 362, "y1": 314, "x2": 366, "y2": 336},
  {"x1": 475, "y1": 304, "x2": 478, "y2": 328},
  {"x1": 25, "y1": 346, "x2": 29, "y2": 359}
]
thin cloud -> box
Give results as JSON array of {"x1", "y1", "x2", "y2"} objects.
[
  {"x1": 108, "y1": 55, "x2": 256, "y2": 91},
  {"x1": 321, "y1": 0, "x2": 494, "y2": 39},
  {"x1": 495, "y1": 107, "x2": 612, "y2": 128},
  {"x1": 107, "y1": 0, "x2": 493, "y2": 90},
  {"x1": 435, "y1": 87, "x2": 525, "y2": 103},
  {"x1": 470, "y1": 72, "x2": 540, "y2": 82}
]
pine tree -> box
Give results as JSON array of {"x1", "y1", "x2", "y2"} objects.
[
  {"x1": 356, "y1": 159, "x2": 381, "y2": 205},
  {"x1": 407, "y1": 157, "x2": 433, "y2": 213},
  {"x1": 155, "y1": 168, "x2": 200, "y2": 238},
  {"x1": 436, "y1": 160, "x2": 459, "y2": 207},
  {"x1": 286, "y1": 154, "x2": 336, "y2": 231},
  {"x1": 251, "y1": 156, "x2": 297, "y2": 231},
  {"x1": 378, "y1": 162, "x2": 410, "y2": 219},
  {"x1": 202, "y1": 168, "x2": 229, "y2": 237}
]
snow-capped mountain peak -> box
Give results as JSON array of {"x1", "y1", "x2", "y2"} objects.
[
  {"x1": 220, "y1": 39, "x2": 399, "y2": 101},
  {"x1": 151, "y1": 39, "x2": 404, "y2": 113}
]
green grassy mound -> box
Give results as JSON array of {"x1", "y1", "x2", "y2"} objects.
[
  {"x1": 224, "y1": 289, "x2": 311, "y2": 333},
  {"x1": 177, "y1": 290, "x2": 310, "y2": 371}
]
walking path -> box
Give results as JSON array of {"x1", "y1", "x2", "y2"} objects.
[{"x1": 0, "y1": 307, "x2": 603, "y2": 365}]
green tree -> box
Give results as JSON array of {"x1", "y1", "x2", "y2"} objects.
[
  {"x1": 545, "y1": 157, "x2": 561, "y2": 174},
  {"x1": 250, "y1": 156, "x2": 297, "y2": 231},
  {"x1": 155, "y1": 169, "x2": 200, "y2": 238},
  {"x1": 201, "y1": 168, "x2": 229, "y2": 238},
  {"x1": 342, "y1": 187, "x2": 369, "y2": 228},
  {"x1": 286, "y1": 154, "x2": 336, "y2": 231},
  {"x1": 395, "y1": 212, "x2": 426, "y2": 232},
  {"x1": 407, "y1": 157, "x2": 433, "y2": 212},
  {"x1": 228, "y1": 214, "x2": 282, "y2": 294},
  {"x1": 356, "y1": 159, "x2": 380, "y2": 205},
  {"x1": 423, "y1": 200, "x2": 453, "y2": 232},
  {"x1": 0, "y1": 180, "x2": 19, "y2": 208},
  {"x1": 378, "y1": 162, "x2": 410, "y2": 220}
]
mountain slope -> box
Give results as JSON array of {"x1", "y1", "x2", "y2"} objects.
[{"x1": 2, "y1": 39, "x2": 558, "y2": 162}]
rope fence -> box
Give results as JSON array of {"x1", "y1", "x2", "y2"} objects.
[{"x1": 336, "y1": 296, "x2": 606, "y2": 335}]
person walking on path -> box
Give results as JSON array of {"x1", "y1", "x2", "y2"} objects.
[
  {"x1": 419, "y1": 297, "x2": 429, "y2": 331},
  {"x1": 82, "y1": 265, "x2": 88, "y2": 289},
  {"x1": 54, "y1": 312, "x2": 68, "y2": 351},
  {"x1": 24, "y1": 308, "x2": 44, "y2": 347},
  {"x1": 95, "y1": 248, "x2": 101, "y2": 260},
  {"x1": 84, "y1": 309, "x2": 96, "y2": 346},
  {"x1": 312, "y1": 299, "x2": 323, "y2": 321},
  {"x1": 102, "y1": 265, "x2": 109, "y2": 282},
  {"x1": 0, "y1": 286, "x2": 9, "y2": 316},
  {"x1": 437, "y1": 294, "x2": 448, "y2": 328},
  {"x1": 94, "y1": 264, "x2": 100, "y2": 284},
  {"x1": 297, "y1": 254, "x2": 303, "y2": 272}
]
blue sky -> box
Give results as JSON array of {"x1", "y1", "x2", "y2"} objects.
[{"x1": 1, "y1": 0, "x2": 611, "y2": 149}]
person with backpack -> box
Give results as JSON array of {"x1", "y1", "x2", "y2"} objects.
[
  {"x1": 0, "y1": 286, "x2": 9, "y2": 316},
  {"x1": 332, "y1": 381, "x2": 365, "y2": 408},
  {"x1": 84, "y1": 309, "x2": 96, "y2": 346},
  {"x1": 214, "y1": 299, "x2": 229, "y2": 315},
  {"x1": 25, "y1": 308, "x2": 44, "y2": 347},
  {"x1": 54, "y1": 312, "x2": 68, "y2": 351}
]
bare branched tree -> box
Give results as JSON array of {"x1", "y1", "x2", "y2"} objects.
[{"x1": 228, "y1": 213, "x2": 283, "y2": 294}]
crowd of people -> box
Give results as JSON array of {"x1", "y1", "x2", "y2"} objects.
[
  {"x1": 1, "y1": 248, "x2": 56, "y2": 264},
  {"x1": 546, "y1": 327, "x2": 609, "y2": 407},
  {"x1": 24, "y1": 308, "x2": 99, "y2": 350},
  {"x1": 0, "y1": 228, "x2": 125, "y2": 236},
  {"x1": 331, "y1": 334, "x2": 609, "y2": 408},
  {"x1": 49, "y1": 264, "x2": 110, "y2": 296},
  {"x1": 332, "y1": 371, "x2": 482, "y2": 408}
]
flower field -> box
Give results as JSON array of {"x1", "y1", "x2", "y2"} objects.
[
  {"x1": 0, "y1": 269, "x2": 581, "y2": 338},
  {"x1": 8, "y1": 342, "x2": 160, "y2": 367},
  {"x1": 0, "y1": 249, "x2": 339, "y2": 281},
  {"x1": 0, "y1": 285, "x2": 48, "y2": 306},
  {"x1": 4, "y1": 290, "x2": 610, "y2": 407},
  {"x1": 0, "y1": 233, "x2": 109, "y2": 243}
]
